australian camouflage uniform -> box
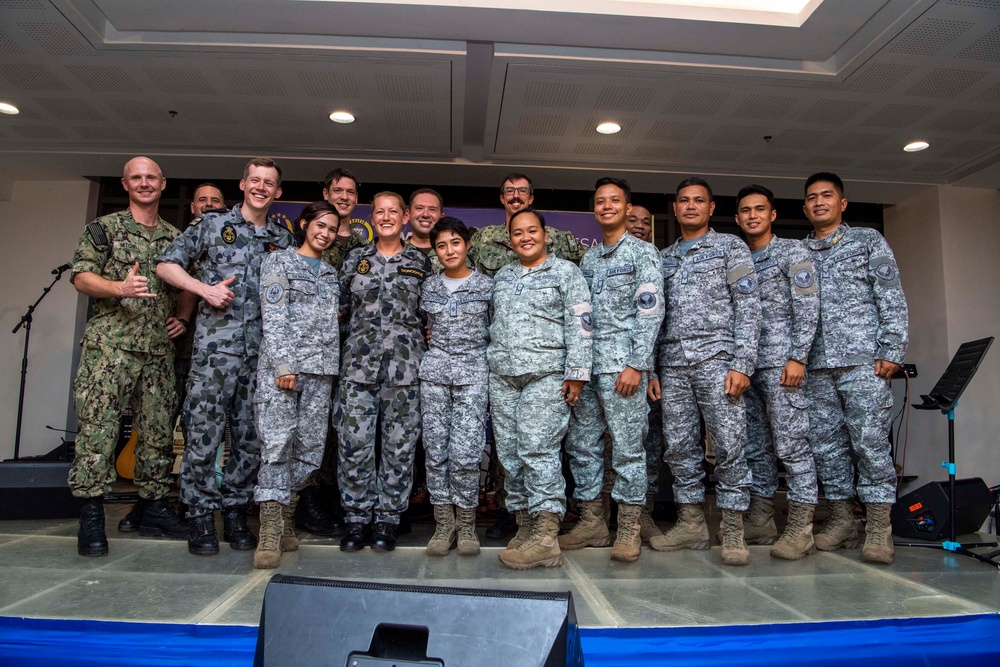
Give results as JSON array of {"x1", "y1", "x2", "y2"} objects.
[
  {"x1": 68, "y1": 209, "x2": 180, "y2": 500},
  {"x1": 469, "y1": 223, "x2": 585, "y2": 278},
  {"x1": 156, "y1": 203, "x2": 294, "y2": 513},
  {"x1": 335, "y1": 242, "x2": 432, "y2": 525}
]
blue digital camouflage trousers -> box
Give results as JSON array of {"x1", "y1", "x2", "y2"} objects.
[
  {"x1": 660, "y1": 354, "x2": 752, "y2": 511},
  {"x1": 421, "y1": 380, "x2": 488, "y2": 510},
  {"x1": 806, "y1": 365, "x2": 897, "y2": 504},
  {"x1": 180, "y1": 349, "x2": 259, "y2": 512},
  {"x1": 745, "y1": 368, "x2": 818, "y2": 504},
  {"x1": 254, "y1": 372, "x2": 334, "y2": 505},
  {"x1": 69, "y1": 344, "x2": 176, "y2": 500},
  {"x1": 489, "y1": 372, "x2": 568, "y2": 517},
  {"x1": 335, "y1": 380, "x2": 421, "y2": 525},
  {"x1": 565, "y1": 373, "x2": 648, "y2": 505}
]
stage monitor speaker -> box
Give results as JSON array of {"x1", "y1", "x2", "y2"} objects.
[
  {"x1": 0, "y1": 462, "x2": 83, "y2": 521},
  {"x1": 254, "y1": 575, "x2": 584, "y2": 667},
  {"x1": 891, "y1": 478, "x2": 993, "y2": 541}
]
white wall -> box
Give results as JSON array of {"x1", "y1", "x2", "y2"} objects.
[
  {"x1": 0, "y1": 179, "x2": 95, "y2": 460},
  {"x1": 884, "y1": 186, "x2": 1000, "y2": 496}
]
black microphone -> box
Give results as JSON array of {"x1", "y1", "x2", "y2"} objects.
[{"x1": 51, "y1": 262, "x2": 72, "y2": 275}]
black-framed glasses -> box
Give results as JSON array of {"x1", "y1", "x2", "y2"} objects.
[{"x1": 501, "y1": 186, "x2": 530, "y2": 196}]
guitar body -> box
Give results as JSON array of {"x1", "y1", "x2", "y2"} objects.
[{"x1": 115, "y1": 413, "x2": 138, "y2": 480}]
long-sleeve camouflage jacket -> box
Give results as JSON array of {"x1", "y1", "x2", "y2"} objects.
[
  {"x1": 419, "y1": 270, "x2": 494, "y2": 385},
  {"x1": 657, "y1": 229, "x2": 762, "y2": 377},
  {"x1": 752, "y1": 236, "x2": 819, "y2": 370},
  {"x1": 804, "y1": 223, "x2": 908, "y2": 369},
  {"x1": 156, "y1": 203, "x2": 294, "y2": 357},
  {"x1": 580, "y1": 232, "x2": 664, "y2": 375},
  {"x1": 488, "y1": 256, "x2": 593, "y2": 381},
  {"x1": 72, "y1": 209, "x2": 179, "y2": 355},
  {"x1": 469, "y1": 223, "x2": 585, "y2": 277},
  {"x1": 339, "y1": 242, "x2": 432, "y2": 385},
  {"x1": 258, "y1": 247, "x2": 340, "y2": 380}
]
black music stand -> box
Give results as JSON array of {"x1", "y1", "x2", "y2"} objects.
[{"x1": 898, "y1": 337, "x2": 998, "y2": 567}]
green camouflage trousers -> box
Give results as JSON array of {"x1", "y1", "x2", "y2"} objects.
[
  {"x1": 69, "y1": 344, "x2": 176, "y2": 499},
  {"x1": 180, "y1": 349, "x2": 259, "y2": 512}
]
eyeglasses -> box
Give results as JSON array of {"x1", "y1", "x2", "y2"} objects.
[{"x1": 502, "y1": 186, "x2": 530, "y2": 196}]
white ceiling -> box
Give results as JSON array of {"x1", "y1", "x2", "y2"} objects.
[{"x1": 0, "y1": 0, "x2": 998, "y2": 203}]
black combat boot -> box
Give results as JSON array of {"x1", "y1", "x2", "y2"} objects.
[
  {"x1": 340, "y1": 522, "x2": 371, "y2": 552},
  {"x1": 223, "y1": 506, "x2": 257, "y2": 550},
  {"x1": 188, "y1": 512, "x2": 219, "y2": 556},
  {"x1": 139, "y1": 499, "x2": 189, "y2": 539},
  {"x1": 371, "y1": 521, "x2": 398, "y2": 552},
  {"x1": 117, "y1": 498, "x2": 146, "y2": 533},
  {"x1": 78, "y1": 497, "x2": 108, "y2": 557},
  {"x1": 294, "y1": 485, "x2": 345, "y2": 536}
]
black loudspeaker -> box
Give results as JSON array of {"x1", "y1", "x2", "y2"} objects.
[
  {"x1": 891, "y1": 478, "x2": 993, "y2": 540},
  {"x1": 254, "y1": 575, "x2": 585, "y2": 667},
  {"x1": 0, "y1": 462, "x2": 84, "y2": 520}
]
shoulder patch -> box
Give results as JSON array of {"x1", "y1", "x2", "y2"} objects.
[
  {"x1": 86, "y1": 221, "x2": 109, "y2": 247},
  {"x1": 737, "y1": 275, "x2": 758, "y2": 294},
  {"x1": 793, "y1": 268, "x2": 814, "y2": 289},
  {"x1": 262, "y1": 274, "x2": 289, "y2": 305},
  {"x1": 870, "y1": 254, "x2": 899, "y2": 286}
]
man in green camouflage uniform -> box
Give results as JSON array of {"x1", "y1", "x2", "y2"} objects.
[
  {"x1": 69, "y1": 156, "x2": 191, "y2": 557},
  {"x1": 157, "y1": 157, "x2": 294, "y2": 556},
  {"x1": 468, "y1": 173, "x2": 585, "y2": 537},
  {"x1": 320, "y1": 168, "x2": 369, "y2": 271}
]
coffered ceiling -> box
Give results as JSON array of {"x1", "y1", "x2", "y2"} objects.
[{"x1": 0, "y1": 0, "x2": 998, "y2": 203}]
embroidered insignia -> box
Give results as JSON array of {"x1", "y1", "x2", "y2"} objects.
[
  {"x1": 607, "y1": 264, "x2": 635, "y2": 277},
  {"x1": 221, "y1": 225, "x2": 237, "y2": 244},
  {"x1": 357, "y1": 258, "x2": 371, "y2": 275},
  {"x1": 637, "y1": 291, "x2": 657, "y2": 309},
  {"x1": 737, "y1": 275, "x2": 757, "y2": 294},
  {"x1": 793, "y1": 269, "x2": 814, "y2": 289},
  {"x1": 264, "y1": 282, "x2": 284, "y2": 304},
  {"x1": 580, "y1": 312, "x2": 594, "y2": 332},
  {"x1": 399, "y1": 267, "x2": 425, "y2": 279},
  {"x1": 874, "y1": 262, "x2": 896, "y2": 282}
]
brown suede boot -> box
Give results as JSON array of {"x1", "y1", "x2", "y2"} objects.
[
  {"x1": 426, "y1": 504, "x2": 456, "y2": 557},
  {"x1": 498, "y1": 511, "x2": 563, "y2": 569},
  {"x1": 506, "y1": 509, "x2": 533, "y2": 549},
  {"x1": 815, "y1": 500, "x2": 860, "y2": 551},
  {"x1": 861, "y1": 502, "x2": 895, "y2": 565},
  {"x1": 770, "y1": 501, "x2": 817, "y2": 560},
  {"x1": 611, "y1": 504, "x2": 642, "y2": 563},
  {"x1": 558, "y1": 499, "x2": 610, "y2": 550},
  {"x1": 253, "y1": 501, "x2": 283, "y2": 569},
  {"x1": 649, "y1": 504, "x2": 710, "y2": 551},
  {"x1": 280, "y1": 495, "x2": 299, "y2": 552},
  {"x1": 720, "y1": 508, "x2": 750, "y2": 566},
  {"x1": 638, "y1": 495, "x2": 662, "y2": 543},
  {"x1": 456, "y1": 507, "x2": 480, "y2": 556}
]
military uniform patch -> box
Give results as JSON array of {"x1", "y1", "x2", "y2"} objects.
[
  {"x1": 357, "y1": 258, "x2": 371, "y2": 275},
  {"x1": 264, "y1": 282, "x2": 285, "y2": 304},
  {"x1": 399, "y1": 267, "x2": 425, "y2": 280},
  {"x1": 793, "y1": 269, "x2": 814, "y2": 289},
  {"x1": 874, "y1": 262, "x2": 896, "y2": 282},
  {"x1": 637, "y1": 291, "x2": 657, "y2": 309},
  {"x1": 737, "y1": 275, "x2": 757, "y2": 294},
  {"x1": 581, "y1": 311, "x2": 594, "y2": 332},
  {"x1": 221, "y1": 225, "x2": 237, "y2": 244}
]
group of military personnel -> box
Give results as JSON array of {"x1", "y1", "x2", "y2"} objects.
[{"x1": 66, "y1": 156, "x2": 907, "y2": 573}]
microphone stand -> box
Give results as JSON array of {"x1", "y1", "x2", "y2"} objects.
[{"x1": 11, "y1": 270, "x2": 68, "y2": 461}]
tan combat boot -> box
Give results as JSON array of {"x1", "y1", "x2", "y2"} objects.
[
  {"x1": 253, "y1": 501, "x2": 283, "y2": 569},
  {"x1": 720, "y1": 508, "x2": 750, "y2": 566},
  {"x1": 611, "y1": 504, "x2": 642, "y2": 562},
  {"x1": 639, "y1": 495, "x2": 662, "y2": 543},
  {"x1": 498, "y1": 511, "x2": 563, "y2": 569},
  {"x1": 770, "y1": 501, "x2": 817, "y2": 560},
  {"x1": 744, "y1": 496, "x2": 778, "y2": 545},
  {"x1": 649, "y1": 504, "x2": 711, "y2": 551},
  {"x1": 814, "y1": 500, "x2": 860, "y2": 551},
  {"x1": 280, "y1": 494, "x2": 299, "y2": 552},
  {"x1": 456, "y1": 507, "x2": 480, "y2": 556},
  {"x1": 861, "y1": 502, "x2": 895, "y2": 565},
  {"x1": 558, "y1": 499, "x2": 610, "y2": 550},
  {"x1": 506, "y1": 509, "x2": 533, "y2": 549},
  {"x1": 426, "y1": 504, "x2": 456, "y2": 557}
]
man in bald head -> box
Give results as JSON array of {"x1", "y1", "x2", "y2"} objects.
[{"x1": 68, "y1": 156, "x2": 193, "y2": 557}]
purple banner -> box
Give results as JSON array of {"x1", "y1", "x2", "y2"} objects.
[{"x1": 270, "y1": 202, "x2": 604, "y2": 251}]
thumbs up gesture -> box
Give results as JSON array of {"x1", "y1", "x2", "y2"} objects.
[{"x1": 119, "y1": 262, "x2": 156, "y2": 298}]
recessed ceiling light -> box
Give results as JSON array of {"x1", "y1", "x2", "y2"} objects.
[
  {"x1": 0, "y1": 102, "x2": 19, "y2": 115},
  {"x1": 903, "y1": 141, "x2": 929, "y2": 153},
  {"x1": 329, "y1": 111, "x2": 355, "y2": 124},
  {"x1": 596, "y1": 122, "x2": 621, "y2": 135}
]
